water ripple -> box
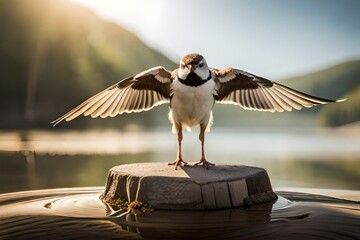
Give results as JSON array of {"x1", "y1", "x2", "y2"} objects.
[{"x1": 0, "y1": 187, "x2": 359, "y2": 240}]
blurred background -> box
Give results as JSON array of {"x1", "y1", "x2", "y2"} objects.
[{"x1": 0, "y1": 0, "x2": 359, "y2": 193}]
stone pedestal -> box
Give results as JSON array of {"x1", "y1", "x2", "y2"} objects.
[{"x1": 100, "y1": 163, "x2": 277, "y2": 210}]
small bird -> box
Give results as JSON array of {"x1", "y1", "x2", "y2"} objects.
[{"x1": 52, "y1": 53, "x2": 344, "y2": 169}]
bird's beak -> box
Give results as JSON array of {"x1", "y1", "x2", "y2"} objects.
[{"x1": 189, "y1": 65, "x2": 195, "y2": 72}]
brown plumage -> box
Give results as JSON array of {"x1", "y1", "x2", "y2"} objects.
[
  {"x1": 214, "y1": 68, "x2": 343, "y2": 112},
  {"x1": 181, "y1": 53, "x2": 204, "y2": 65},
  {"x1": 51, "y1": 66, "x2": 172, "y2": 125}
]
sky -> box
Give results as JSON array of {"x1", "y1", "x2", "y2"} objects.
[{"x1": 71, "y1": 0, "x2": 360, "y2": 79}]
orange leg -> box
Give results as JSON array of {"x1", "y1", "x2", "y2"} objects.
[
  {"x1": 194, "y1": 124, "x2": 215, "y2": 169},
  {"x1": 168, "y1": 126, "x2": 188, "y2": 170}
]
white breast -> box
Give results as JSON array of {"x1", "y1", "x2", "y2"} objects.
[{"x1": 169, "y1": 79, "x2": 216, "y2": 132}]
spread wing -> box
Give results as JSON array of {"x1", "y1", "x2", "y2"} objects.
[
  {"x1": 51, "y1": 66, "x2": 172, "y2": 126},
  {"x1": 214, "y1": 67, "x2": 343, "y2": 112}
]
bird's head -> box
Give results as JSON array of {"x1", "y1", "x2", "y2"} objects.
[{"x1": 178, "y1": 53, "x2": 210, "y2": 80}]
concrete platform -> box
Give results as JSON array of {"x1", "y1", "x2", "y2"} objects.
[{"x1": 100, "y1": 163, "x2": 277, "y2": 210}]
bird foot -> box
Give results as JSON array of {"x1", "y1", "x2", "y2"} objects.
[
  {"x1": 168, "y1": 158, "x2": 188, "y2": 170},
  {"x1": 194, "y1": 158, "x2": 215, "y2": 169}
]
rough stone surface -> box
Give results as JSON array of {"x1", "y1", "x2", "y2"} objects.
[{"x1": 100, "y1": 163, "x2": 277, "y2": 210}]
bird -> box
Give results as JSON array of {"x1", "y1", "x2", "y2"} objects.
[{"x1": 52, "y1": 53, "x2": 344, "y2": 169}]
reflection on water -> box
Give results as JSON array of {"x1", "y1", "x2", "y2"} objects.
[
  {"x1": 0, "y1": 187, "x2": 358, "y2": 240},
  {"x1": 0, "y1": 151, "x2": 153, "y2": 193},
  {"x1": 0, "y1": 129, "x2": 360, "y2": 193}
]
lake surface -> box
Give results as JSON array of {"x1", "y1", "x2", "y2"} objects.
[
  {"x1": 0, "y1": 187, "x2": 359, "y2": 239},
  {"x1": 0, "y1": 128, "x2": 359, "y2": 193},
  {"x1": 0, "y1": 128, "x2": 359, "y2": 239}
]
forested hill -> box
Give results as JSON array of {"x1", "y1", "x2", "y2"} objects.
[
  {"x1": 281, "y1": 60, "x2": 360, "y2": 126},
  {"x1": 212, "y1": 60, "x2": 360, "y2": 128},
  {"x1": 0, "y1": 0, "x2": 177, "y2": 129}
]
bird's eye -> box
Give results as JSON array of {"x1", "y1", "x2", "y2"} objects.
[
  {"x1": 199, "y1": 63, "x2": 204, "y2": 68},
  {"x1": 180, "y1": 64, "x2": 185, "y2": 69}
]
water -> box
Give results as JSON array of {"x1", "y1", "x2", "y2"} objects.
[
  {"x1": 0, "y1": 128, "x2": 359, "y2": 193},
  {"x1": 0, "y1": 187, "x2": 359, "y2": 239},
  {"x1": 0, "y1": 129, "x2": 359, "y2": 239}
]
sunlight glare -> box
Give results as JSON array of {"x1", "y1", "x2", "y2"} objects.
[{"x1": 71, "y1": 0, "x2": 166, "y2": 38}]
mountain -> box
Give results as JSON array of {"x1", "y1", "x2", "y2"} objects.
[
  {"x1": 281, "y1": 60, "x2": 360, "y2": 126},
  {"x1": 0, "y1": 0, "x2": 177, "y2": 129},
  {"x1": 319, "y1": 82, "x2": 360, "y2": 127},
  {"x1": 281, "y1": 60, "x2": 360, "y2": 100}
]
